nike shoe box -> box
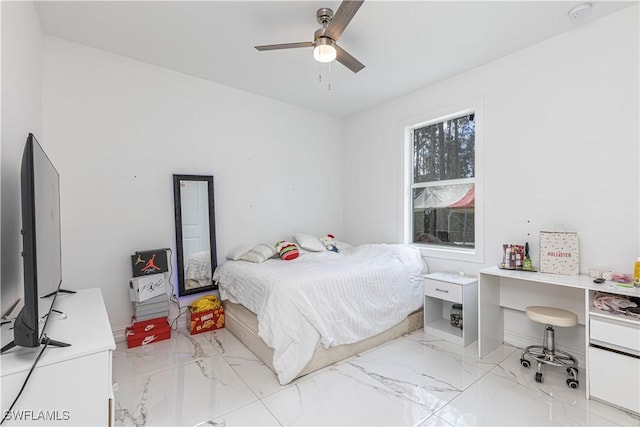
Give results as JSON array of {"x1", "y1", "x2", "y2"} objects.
[{"x1": 126, "y1": 316, "x2": 171, "y2": 348}]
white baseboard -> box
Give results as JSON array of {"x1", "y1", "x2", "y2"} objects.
[{"x1": 504, "y1": 330, "x2": 586, "y2": 367}]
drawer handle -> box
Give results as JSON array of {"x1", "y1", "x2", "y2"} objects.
[{"x1": 435, "y1": 288, "x2": 449, "y2": 293}]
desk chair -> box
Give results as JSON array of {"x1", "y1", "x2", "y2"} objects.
[{"x1": 520, "y1": 306, "x2": 579, "y2": 388}]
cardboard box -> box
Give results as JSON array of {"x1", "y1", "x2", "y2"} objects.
[
  {"x1": 129, "y1": 316, "x2": 168, "y2": 332},
  {"x1": 135, "y1": 310, "x2": 169, "y2": 322},
  {"x1": 131, "y1": 250, "x2": 169, "y2": 277},
  {"x1": 189, "y1": 307, "x2": 224, "y2": 335},
  {"x1": 135, "y1": 300, "x2": 169, "y2": 315},
  {"x1": 126, "y1": 316, "x2": 171, "y2": 348}
]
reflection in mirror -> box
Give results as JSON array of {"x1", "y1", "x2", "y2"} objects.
[{"x1": 173, "y1": 175, "x2": 217, "y2": 297}]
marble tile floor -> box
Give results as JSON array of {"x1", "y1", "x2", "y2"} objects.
[{"x1": 112, "y1": 327, "x2": 640, "y2": 427}]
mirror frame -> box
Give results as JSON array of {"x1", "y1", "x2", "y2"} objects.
[{"x1": 172, "y1": 174, "x2": 218, "y2": 297}]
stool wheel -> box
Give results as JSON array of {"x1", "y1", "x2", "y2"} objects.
[
  {"x1": 566, "y1": 378, "x2": 579, "y2": 389},
  {"x1": 535, "y1": 372, "x2": 543, "y2": 383},
  {"x1": 566, "y1": 367, "x2": 578, "y2": 377},
  {"x1": 520, "y1": 359, "x2": 530, "y2": 368}
]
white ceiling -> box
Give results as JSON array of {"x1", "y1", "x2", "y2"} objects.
[{"x1": 35, "y1": 1, "x2": 635, "y2": 118}]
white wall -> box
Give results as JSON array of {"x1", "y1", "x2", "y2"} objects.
[
  {"x1": 7, "y1": 4, "x2": 638, "y2": 339},
  {"x1": 1, "y1": 1, "x2": 43, "y2": 317},
  {"x1": 343, "y1": 6, "x2": 639, "y2": 277},
  {"x1": 41, "y1": 37, "x2": 344, "y2": 332}
]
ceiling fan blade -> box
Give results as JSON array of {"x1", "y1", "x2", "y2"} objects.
[
  {"x1": 324, "y1": 0, "x2": 364, "y2": 41},
  {"x1": 255, "y1": 42, "x2": 313, "y2": 51},
  {"x1": 335, "y1": 44, "x2": 365, "y2": 73}
]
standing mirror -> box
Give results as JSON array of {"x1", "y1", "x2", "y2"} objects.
[{"x1": 173, "y1": 174, "x2": 217, "y2": 296}]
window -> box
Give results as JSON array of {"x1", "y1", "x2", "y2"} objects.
[{"x1": 405, "y1": 104, "x2": 482, "y2": 261}]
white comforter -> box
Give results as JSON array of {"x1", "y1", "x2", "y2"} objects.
[{"x1": 213, "y1": 244, "x2": 426, "y2": 384}]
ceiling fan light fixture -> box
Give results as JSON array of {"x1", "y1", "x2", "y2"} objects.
[
  {"x1": 255, "y1": 1, "x2": 365, "y2": 73},
  {"x1": 313, "y1": 38, "x2": 337, "y2": 63}
]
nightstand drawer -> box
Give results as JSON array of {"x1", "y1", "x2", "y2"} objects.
[{"x1": 424, "y1": 279, "x2": 462, "y2": 303}]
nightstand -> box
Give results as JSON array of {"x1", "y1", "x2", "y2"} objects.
[{"x1": 423, "y1": 271, "x2": 478, "y2": 347}]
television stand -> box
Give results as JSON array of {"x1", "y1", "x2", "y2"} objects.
[
  {"x1": 1, "y1": 288, "x2": 115, "y2": 425},
  {"x1": 40, "y1": 288, "x2": 76, "y2": 299}
]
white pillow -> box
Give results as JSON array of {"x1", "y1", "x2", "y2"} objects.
[
  {"x1": 227, "y1": 246, "x2": 251, "y2": 261},
  {"x1": 239, "y1": 244, "x2": 276, "y2": 263},
  {"x1": 293, "y1": 233, "x2": 325, "y2": 252}
]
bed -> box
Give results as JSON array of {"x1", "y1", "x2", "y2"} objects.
[{"x1": 213, "y1": 243, "x2": 426, "y2": 384}]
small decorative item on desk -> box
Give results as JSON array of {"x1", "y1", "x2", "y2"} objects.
[
  {"x1": 523, "y1": 242, "x2": 534, "y2": 271},
  {"x1": 189, "y1": 294, "x2": 225, "y2": 335},
  {"x1": 634, "y1": 258, "x2": 640, "y2": 287},
  {"x1": 500, "y1": 243, "x2": 525, "y2": 270},
  {"x1": 539, "y1": 231, "x2": 579, "y2": 275},
  {"x1": 589, "y1": 267, "x2": 614, "y2": 281},
  {"x1": 611, "y1": 273, "x2": 634, "y2": 288}
]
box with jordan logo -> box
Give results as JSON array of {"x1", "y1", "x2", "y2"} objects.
[
  {"x1": 130, "y1": 249, "x2": 169, "y2": 277},
  {"x1": 129, "y1": 273, "x2": 167, "y2": 303},
  {"x1": 125, "y1": 316, "x2": 171, "y2": 348}
]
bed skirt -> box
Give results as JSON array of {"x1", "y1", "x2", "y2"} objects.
[{"x1": 222, "y1": 300, "x2": 424, "y2": 381}]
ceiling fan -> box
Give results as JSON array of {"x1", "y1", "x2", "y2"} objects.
[{"x1": 254, "y1": 0, "x2": 365, "y2": 73}]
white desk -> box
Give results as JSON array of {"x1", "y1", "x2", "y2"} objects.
[
  {"x1": 478, "y1": 266, "x2": 640, "y2": 413},
  {"x1": 1, "y1": 288, "x2": 115, "y2": 426}
]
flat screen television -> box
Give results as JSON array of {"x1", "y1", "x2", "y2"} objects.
[{"x1": 1, "y1": 134, "x2": 70, "y2": 353}]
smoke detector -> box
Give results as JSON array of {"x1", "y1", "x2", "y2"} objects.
[{"x1": 568, "y1": 3, "x2": 592, "y2": 20}]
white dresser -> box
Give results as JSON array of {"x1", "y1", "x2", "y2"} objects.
[
  {"x1": 588, "y1": 294, "x2": 640, "y2": 413},
  {"x1": 1, "y1": 288, "x2": 115, "y2": 426}
]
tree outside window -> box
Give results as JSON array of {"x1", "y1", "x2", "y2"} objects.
[{"x1": 411, "y1": 113, "x2": 475, "y2": 248}]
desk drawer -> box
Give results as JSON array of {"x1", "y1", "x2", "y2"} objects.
[
  {"x1": 589, "y1": 346, "x2": 640, "y2": 413},
  {"x1": 590, "y1": 317, "x2": 640, "y2": 352},
  {"x1": 424, "y1": 279, "x2": 462, "y2": 303}
]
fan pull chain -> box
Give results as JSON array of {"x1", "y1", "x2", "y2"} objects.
[{"x1": 317, "y1": 62, "x2": 331, "y2": 91}]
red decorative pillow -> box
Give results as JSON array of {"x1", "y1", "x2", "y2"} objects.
[{"x1": 275, "y1": 240, "x2": 299, "y2": 261}]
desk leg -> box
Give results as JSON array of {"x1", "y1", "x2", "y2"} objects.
[
  {"x1": 478, "y1": 273, "x2": 503, "y2": 358},
  {"x1": 584, "y1": 289, "x2": 591, "y2": 400}
]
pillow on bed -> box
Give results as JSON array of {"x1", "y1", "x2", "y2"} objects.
[
  {"x1": 293, "y1": 233, "x2": 325, "y2": 252},
  {"x1": 238, "y1": 244, "x2": 277, "y2": 263},
  {"x1": 275, "y1": 240, "x2": 299, "y2": 260},
  {"x1": 227, "y1": 246, "x2": 251, "y2": 261}
]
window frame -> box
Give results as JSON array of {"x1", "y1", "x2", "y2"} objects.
[{"x1": 402, "y1": 100, "x2": 484, "y2": 263}]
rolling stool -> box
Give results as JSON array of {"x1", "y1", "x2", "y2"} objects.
[{"x1": 520, "y1": 306, "x2": 579, "y2": 388}]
